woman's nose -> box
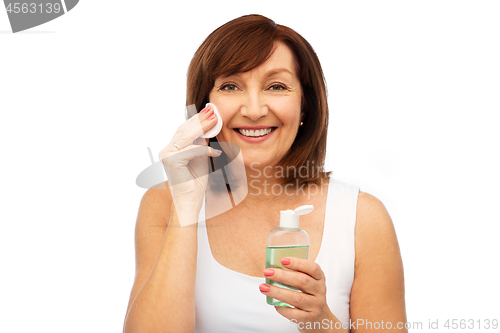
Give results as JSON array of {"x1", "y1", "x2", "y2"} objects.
[{"x1": 240, "y1": 92, "x2": 268, "y2": 121}]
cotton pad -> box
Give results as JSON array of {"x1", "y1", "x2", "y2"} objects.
[{"x1": 202, "y1": 103, "x2": 223, "y2": 138}]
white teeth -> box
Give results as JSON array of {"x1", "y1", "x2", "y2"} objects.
[{"x1": 238, "y1": 128, "x2": 273, "y2": 137}]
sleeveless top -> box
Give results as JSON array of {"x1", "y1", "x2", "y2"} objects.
[{"x1": 194, "y1": 177, "x2": 360, "y2": 333}]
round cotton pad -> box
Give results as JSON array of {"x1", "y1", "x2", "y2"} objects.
[{"x1": 202, "y1": 103, "x2": 223, "y2": 138}]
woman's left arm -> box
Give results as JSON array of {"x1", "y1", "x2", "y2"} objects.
[
  {"x1": 349, "y1": 191, "x2": 408, "y2": 333},
  {"x1": 260, "y1": 191, "x2": 407, "y2": 332}
]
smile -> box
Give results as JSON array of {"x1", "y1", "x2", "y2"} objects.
[
  {"x1": 233, "y1": 127, "x2": 278, "y2": 143},
  {"x1": 236, "y1": 127, "x2": 277, "y2": 137}
]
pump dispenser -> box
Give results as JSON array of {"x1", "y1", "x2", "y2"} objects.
[{"x1": 265, "y1": 205, "x2": 314, "y2": 307}]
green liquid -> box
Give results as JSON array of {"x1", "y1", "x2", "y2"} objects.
[{"x1": 265, "y1": 245, "x2": 309, "y2": 307}]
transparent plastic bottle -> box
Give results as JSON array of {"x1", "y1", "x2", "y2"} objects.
[{"x1": 265, "y1": 205, "x2": 314, "y2": 306}]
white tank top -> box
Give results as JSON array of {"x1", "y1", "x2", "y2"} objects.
[{"x1": 194, "y1": 177, "x2": 359, "y2": 333}]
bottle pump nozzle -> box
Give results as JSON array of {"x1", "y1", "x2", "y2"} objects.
[{"x1": 279, "y1": 205, "x2": 314, "y2": 229}]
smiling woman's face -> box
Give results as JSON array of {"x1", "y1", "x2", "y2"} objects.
[{"x1": 209, "y1": 42, "x2": 302, "y2": 170}]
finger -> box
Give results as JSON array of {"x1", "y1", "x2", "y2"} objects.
[
  {"x1": 264, "y1": 268, "x2": 323, "y2": 295},
  {"x1": 158, "y1": 113, "x2": 216, "y2": 162},
  {"x1": 163, "y1": 145, "x2": 222, "y2": 167},
  {"x1": 161, "y1": 145, "x2": 222, "y2": 184},
  {"x1": 281, "y1": 257, "x2": 324, "y2": 280},
  {"x1": 170, "y1": 106, "x2": 217, "y2": 150},
  {"x1": 274, "y1": 305, "x2": 313, "y2": 323},
  {"x1": 259, "y1": 283, "x2": 314, "y2": 311},
  {"x1": 176, "y1": 144, "x2": 222, "y2": 161}
]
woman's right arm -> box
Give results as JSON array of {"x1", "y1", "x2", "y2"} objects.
[
  {"x1": 123, "y1": 184, "x2": 199, "y2": 333},
  {"x1": 123, "y1": 105, "x2": 221, "y2": 333}
]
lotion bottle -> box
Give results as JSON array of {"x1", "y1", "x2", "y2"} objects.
[{"x1": 265, "y1": 205, "x2": 314, "y2": 306}]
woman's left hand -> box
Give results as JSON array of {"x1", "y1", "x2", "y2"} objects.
[{"x1": 259, "y1": 257, "x2": 340, "y2": 332}]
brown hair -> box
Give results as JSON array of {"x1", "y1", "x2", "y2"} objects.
[{"x1": 186, "y1": 14, "x2": 331, "y2": 187}]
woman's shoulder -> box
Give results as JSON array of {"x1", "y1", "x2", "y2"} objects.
[
  {"x1": 356, "y1": 191, "x2": 390, "y2": 221},
  {"x1": 141, "y1": 180, "x2": 172, "y2": 200},
  {"x1": 138, "y1": 181, "x2": 173, "y2": 227},
  {"x1": 355, "y1": 190, "x2": 396, "y2": 241},
  {"x1": 354, "y1": 190, "x2": 402, "y2": 269},
  {"x1": 350, "y1": 190, "x2": 407, "y2": 326},
  {"x1": 324, "y1": 177, "x2": 393, "y2": 232}
]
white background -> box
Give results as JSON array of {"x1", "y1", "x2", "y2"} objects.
[{"x1": 1, "y1": 1, "x2": 499, "y2": 332}]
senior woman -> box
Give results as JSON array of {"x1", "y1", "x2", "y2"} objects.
[{"x1": 124, "y1": 14, "x2": 407, "y2": 333}]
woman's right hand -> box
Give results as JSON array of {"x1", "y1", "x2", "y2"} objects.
[{"x1": 159, "y1": 104, "x2": 222, "y2": 226}]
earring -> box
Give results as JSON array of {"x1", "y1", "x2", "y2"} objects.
[{"x1": 300, "y1": 121, "x2": 304, "y2": 126}]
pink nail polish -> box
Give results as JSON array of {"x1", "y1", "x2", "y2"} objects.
[
  {"x1": 200, "y1": 107, "x2": 209, "y2": 114},
  {"x1": 281, "y1": 258, "x2": 291, "y2": 266},
  {"x1": 263, "y1": 269, "x2": 274, "y2": 276},
  {"x1": 208, "y1": 113, "x2": 216, "y2": 120},
  {"x1": 259, "y1": 284, "x2": 270, "y2": 293}
]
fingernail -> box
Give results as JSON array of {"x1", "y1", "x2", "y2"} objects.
[
  {"x1": 259, "y1": 284, "x2": 270, "y2": 293},
  {"x1": 263, "y1": 269, "x2": 274, "y2": 276},
  {"x1": 212, "y1": 149, "x2": 222, "y2": 155},
  {"x1": 274, "y1": 306, "x2": 279, "y2": 310},
  {"x1": 200, "y1": 107, "x2": 209, "y2": 114},
  {"x1": 281, "y1": 258, "x2": 291, "y2": 266},
  {"x1": 208, "y1": 113, "x2": 216, "y2": 120}
]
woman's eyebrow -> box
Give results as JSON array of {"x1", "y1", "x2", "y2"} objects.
[
  {"x1": 264, "y1": 68, "x2": 294, "y2": 77},
  {"x1": 215, "y1": 68, "x2": 294, "y2": 82}
]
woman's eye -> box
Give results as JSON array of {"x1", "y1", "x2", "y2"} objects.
[
  {"x1": 269, "y1": 84, "x2": 286, "y2": 91},
  {"x1": 221, "y1": 84, "x2": 238, "y2": 91}
]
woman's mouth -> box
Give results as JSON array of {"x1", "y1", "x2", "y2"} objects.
[{"x1": 233, "y1": 127, "x2": 277, "y2": 142}]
